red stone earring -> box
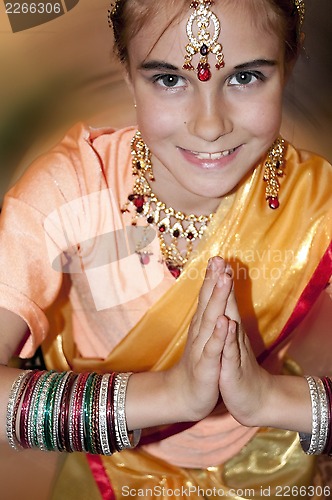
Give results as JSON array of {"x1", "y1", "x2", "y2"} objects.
[
  {"x1": 183, "y1": 0, "x2": 224, "y2": 82},
  {"x1": 263, "y1": 137, "x2": 286, "y2": 209}
]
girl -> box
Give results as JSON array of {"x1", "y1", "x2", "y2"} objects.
[{"x1": 0, "y1": 0, "x2": 331, "y2": 498}]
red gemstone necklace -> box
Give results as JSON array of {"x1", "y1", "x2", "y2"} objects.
[{"x1": 121, "y1": 132, "x2": 214, "y2": 279}]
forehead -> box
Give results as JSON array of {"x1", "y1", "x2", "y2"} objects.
[{"x1": 127, "y1": 0, "x2": 283, "y2": 68}]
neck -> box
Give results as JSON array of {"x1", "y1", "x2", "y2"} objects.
[{"x1": 151, "y1": 159, "x2": 223, "y2": 216}]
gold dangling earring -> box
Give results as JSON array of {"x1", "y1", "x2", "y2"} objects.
[
  {"x1": 263, "y1": 137, "x2": 286, "y2": 209},
  {"x1": 130, "y1": 131, "x2": 155, "y2": 181}
]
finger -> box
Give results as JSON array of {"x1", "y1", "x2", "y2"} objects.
[
  {"x1": 201, "y1": 315, "x2": 229, "y2": 361},
  {"x1": 193, "y1": 257, "x2": 226, "y2": 333},
  {"x1": 193, "y1": 271, "x2": 232, "y2": 347},
  {"x1": 224, "y1": 281, "x2": 241, "y2": 323},
  {"x1": 194, "y1": 316, "x2": 229, "y2": 382},
  {"x1": 221, "y1": 320, "x2": 241, "y2": 366}
]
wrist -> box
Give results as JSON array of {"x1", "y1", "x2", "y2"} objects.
[
  {"x1": 253, "y1": 375, "x2": 312, "y2": 433},
  {"x1": 125, "y1": 368, "x2": 191, "y2": 431}
]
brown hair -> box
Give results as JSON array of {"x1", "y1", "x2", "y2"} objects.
[{"x1": 111, "y1": 0, "x2": 303, "y2": 66}]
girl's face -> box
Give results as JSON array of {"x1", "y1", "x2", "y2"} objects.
[{"x1": 125, "y1": 1, "x2": 286, "y2": 212}]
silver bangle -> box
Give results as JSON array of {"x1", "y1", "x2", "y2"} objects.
[
  {"x1": 299, "y1": 376, "x2": 321, "y2": 454},
  {"x1": 99, "y1": 374, "x2": 112, "y2": 455},
  {"x1": 316, "y1": 377, "x2": 329, "y2": 454},
  {"x1": 113, "y1": 373, "x2": 141, "y2": 451},
  {"x1": 6, "y1": 370, "x2": 32, "y2": 451}
]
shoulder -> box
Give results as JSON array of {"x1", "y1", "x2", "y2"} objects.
[
  {"x1": 284, "y1": 142, "x2": 332, "y2": 211},
  {"x1": 6, "y1": 123, "x2": 137, "y2": 208},
  {"x1": 48, "y1": 122, "x2": 137, "y2": 166},
  {"x1": 286, "y1": 142, "x2": 332, "y2": 179}
]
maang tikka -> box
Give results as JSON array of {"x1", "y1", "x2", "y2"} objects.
[{"x1": 183, "y1": 0, "x2": 224, "y2": 82}]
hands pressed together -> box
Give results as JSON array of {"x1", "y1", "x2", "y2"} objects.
[
  {"x1": 127, "y1": 256, "x2": 311, "y2": 435},
  {"x1": 170, "y1": 256, "x2": 281, "y2": 428}
]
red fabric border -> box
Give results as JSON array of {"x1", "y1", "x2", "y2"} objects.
[
  {"x1": 258, "y1": 241, "x2": 332, "y2": 364},
  {"x1": 86, "y1": 454, "x2": 116, "y2": 500}
]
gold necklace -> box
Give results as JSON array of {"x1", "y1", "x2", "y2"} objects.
[
  {"x1": 122, "y1": 132, "x2": 286, "y2": 278},
  {"x1": 122, "y1": 132, "x2": 214, "y2": 278}
]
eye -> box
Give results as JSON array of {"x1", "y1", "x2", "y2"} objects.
[
  {"x1": 228, "y1": 71, "x2": 263, "y2": 86},
  {"x1": 154, "y1": 74, "x2": 185, "y2": 88}
]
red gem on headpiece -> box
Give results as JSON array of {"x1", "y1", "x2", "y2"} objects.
[
  {"x1": 197, "y1": 63, "x2": 211, "y2": 82},
  {"x1": 268, "y1": 197, "x2": 280, "y2": 210},
  {"x1": 183, "y1": 62, "x2": 195, "y2": 70},
  {"x1": 215, "y1": 61, "x2": 225, "y2": 70}
]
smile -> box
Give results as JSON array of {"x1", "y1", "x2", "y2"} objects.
[{"x1": 190, "y1": 148, "x2": 237, "y2": 160}]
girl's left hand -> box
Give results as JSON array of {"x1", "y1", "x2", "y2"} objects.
[{"x1": 218, "y1": 287, "x2": 272, "y2": 427}]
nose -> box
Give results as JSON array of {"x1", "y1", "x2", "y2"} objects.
[{"x1": 188, "y1": 91, "x2": 233, "y2": 143}]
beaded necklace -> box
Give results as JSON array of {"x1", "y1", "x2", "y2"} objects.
[{"x1": 122, "y1": 131, "x2": 285, "y2": 278}]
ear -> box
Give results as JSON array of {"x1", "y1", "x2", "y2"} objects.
[
  {"x1": 284, "y1": 31, "x2": 306, "y2": 82},
  {"x1": 124, "y1": 68, "x2": 135, "y2": 98}
]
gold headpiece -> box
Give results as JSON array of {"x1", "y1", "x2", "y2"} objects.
[
  {"x1": 183, "y1": 0, "x2": 224, "y2": 82},
  {"x1": 107, "y1": 0, "x2": 122, "y2": 27},
  {"x1": 294, "y1": 0, "x2": 305, "y2": 29},
  {"x1": 182, "y1": 0, "x2": 305, "y2": 81}
]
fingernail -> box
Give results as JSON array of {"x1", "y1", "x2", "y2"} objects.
[
  {"x1": 225, "y1": 263, "x2": 232, "y2": 276},
  {"x1": 211, "y1": 257, "x2": 218, "y2": 272}
]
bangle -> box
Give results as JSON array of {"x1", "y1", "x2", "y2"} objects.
[
  {"x1": 299, "y1": 375, "x2": 330, "y2": 455},
  {"x1": 6, "y1": 370, "x2": 33, "y2": 450},
  {"x1": 6, "y1": 369, "x2": 141, "y2": 455},
  {"x1": 316, "y1": 377, "x2": 329, "y2": 454},
  {"x1": 113, "y1": 373, "x2": 141, "y2": 451},
  {"x1": 322, "y1": 376, "x2": 332, "y2": 455},
  {"x1": 299, "y1": 376, "x2": 320, "y2": 454}
]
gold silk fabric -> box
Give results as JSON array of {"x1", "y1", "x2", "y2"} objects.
[{"x1": 45, "y1": 141, "x2": 331, "y2": 499}]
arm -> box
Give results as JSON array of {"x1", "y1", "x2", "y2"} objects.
[{"x1": 1, "y1": 257, "x2": 232, "y2": 445}]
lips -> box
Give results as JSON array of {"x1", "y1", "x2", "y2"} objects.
[
  {"x1": 178, "y1": 145, "x2": 240, "y2": 169},
  {"x1": 191, "y1": 148, "x2": 237, "y2": 160}
]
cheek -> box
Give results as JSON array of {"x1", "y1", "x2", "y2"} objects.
[
  {"x1": 236, "y1": 91, "x2": 283, "y2": 138},
  {"x1": 136, "y1": 94, "x2": 183, "y2": 141}
]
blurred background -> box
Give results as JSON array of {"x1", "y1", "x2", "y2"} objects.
[{"x1": 0, "y1": 1, "x2": 331, "y2": 498}]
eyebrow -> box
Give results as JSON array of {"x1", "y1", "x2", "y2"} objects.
[
  {"x1": 234, "y1": 59, "x2": 278, "y2": 70},
  {"x1": 139, "y1": 60, "x2": 180, "y2": 72}
]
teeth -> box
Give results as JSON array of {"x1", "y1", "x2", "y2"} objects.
[{"x1": 194, "y1": 148, "x2": 235, "y2": 160}]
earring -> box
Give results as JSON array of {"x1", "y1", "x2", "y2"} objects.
[
  {"x1": 130, "y1": 131, "x2": 155, "y2": 181},
  {"x1": 263, "y1": 137, "x2": 286, "y2": 209}
]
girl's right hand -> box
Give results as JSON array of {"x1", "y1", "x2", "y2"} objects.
[{"x1": 167, "y1": 256, "x2": 233, "y2": 423}]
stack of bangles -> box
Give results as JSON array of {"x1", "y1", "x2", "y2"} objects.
[
  {"x1": 6, "y1": 370, "x2": 141, "y2": 454},
  {"x1": 300, "y1": 375, "x2": 332, "y2": 455}
]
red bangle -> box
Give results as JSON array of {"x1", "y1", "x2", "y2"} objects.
[
  {"x1": 19, "y1": 371, "x2": 45, "y2": 449},
  {"x1": 72, "y1": 372, "x2": 90, "y2": 452},
  {"x1": 59, "y1": 372, "x2": 77, "y2": 452}
]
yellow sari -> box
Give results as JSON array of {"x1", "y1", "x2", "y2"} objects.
[{"x1": 44, "y1": 142, "x2": 331, "y2": 499}]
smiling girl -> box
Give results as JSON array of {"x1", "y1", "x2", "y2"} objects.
[{"x1": 0, "y1": 0, "x2": 331, "y2": 498}]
